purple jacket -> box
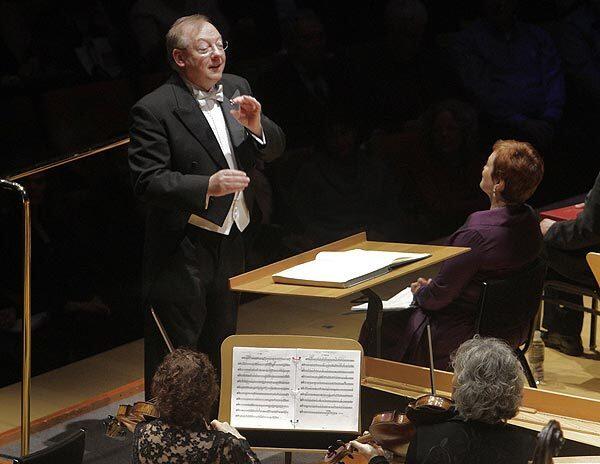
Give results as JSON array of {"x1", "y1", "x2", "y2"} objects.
[{"x1": 391, "y1": 205, "x2": 542, "y2": 370}]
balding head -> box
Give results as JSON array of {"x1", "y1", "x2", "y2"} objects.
[
  {"x1": 166, "y1": 15, "x2": 227, "y2": 90},
  {"x1": 166, "y1": 14, "x2": 211, "y2": 71}
]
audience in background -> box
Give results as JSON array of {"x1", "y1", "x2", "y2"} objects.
[
  {"x1": 256, "y1": 8, "x2": 344, "y2": 152},
  {"x1": 559, "y1": 0, "x2": 600, "y2": 109},
  {"x1": 351, "y1": 0, "x2": 458, "y2": 135},
  {"x1": 2, "y1": 0, "x2": 600, "y2": 385},
  {"x1": 408, "y1": 99, "x2": 487, "y2": 236},
  {"x1": 290, "y1": 113, "x2": 387, "y2": 248},
  {"x1": 255, "y1": 8, "x2": 353, "y2": 239},
  {"x1": 453, "y1": 0, "x2": 565, "y2": 154},
  {"x1": 130, "y1": 0, "x2": 229, "y2": 71},
  {"x1": 557, "y1": 0, "x2": 600, "y2": 164}
]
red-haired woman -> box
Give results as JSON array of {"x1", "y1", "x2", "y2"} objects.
[{"x1": 370, "y1": 140, "x2": 544, "y2": 370}]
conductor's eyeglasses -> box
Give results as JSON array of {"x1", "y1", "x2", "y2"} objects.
[{"x1": 196, "y1": 40, "x2": 228, "y2": 56}]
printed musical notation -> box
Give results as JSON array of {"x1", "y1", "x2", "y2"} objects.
[{"x1": 230, "y1": 347, "x2": 361, "y2": 431}]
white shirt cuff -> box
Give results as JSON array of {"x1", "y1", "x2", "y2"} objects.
[{"x1": 249, "y1": 130, "x2": 266, "y2": 145}]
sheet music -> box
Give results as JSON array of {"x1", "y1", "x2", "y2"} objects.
[
  {"x1": 230, "y1": 347, "x2": 361, "y2": 432},
  {"x1": 351, "y1": 286, "x2": 414, "y2": 312},
  {"x1": 296, "y1": 349, "x2": 361, "y2": 432},
  {"x1": 272, "y1": 249, "x2": 431, "y2": 287},
  {"x1": 231, "y1": 347, "x2": 296, "y2": 429}
]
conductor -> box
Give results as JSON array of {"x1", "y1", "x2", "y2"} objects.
[{"x1": 128, "y1": 14, "x2": 285, "y2": 395}]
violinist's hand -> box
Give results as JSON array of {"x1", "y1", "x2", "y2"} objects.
[
  {"x1": 348, "y1": 440, "x2": 384, "y2": 460},
  {"x1": 210, "y1": 420, "x2": 246, "y2": 440}
]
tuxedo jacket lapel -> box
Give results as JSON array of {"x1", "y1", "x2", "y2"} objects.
[
  {"x1": 221, "y1": 85, "x2": 246, "y2": 149},
  {"x1": 170, "y1": 75, "x2": 229, "y2": 169}
]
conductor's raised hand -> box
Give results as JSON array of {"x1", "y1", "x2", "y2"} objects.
[
  {"x1": 208, "y1": 169, "x2": 250, "y2": 197},
  {"x1": 230, "y1": 95, "x2": 262, "y2": 137}
]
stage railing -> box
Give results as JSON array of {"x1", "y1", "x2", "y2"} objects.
[{"x1": 1, "y1": 136, "x2": 129, "y2": 456}]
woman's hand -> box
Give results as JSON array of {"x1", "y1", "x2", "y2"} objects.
[
  {"x1": 210, "y1": 420, "x2": 246, "y2": 440},
  {"x1": 410, "y1": 277, "x2": 432, "y2": 294},
  {"x1": 348, "y1": 440, "x2": 384, "y2": 460}
]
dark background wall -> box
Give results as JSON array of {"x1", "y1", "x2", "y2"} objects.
[{"x1": 0, "y1": 0, "x2": 598, "y2": 386}]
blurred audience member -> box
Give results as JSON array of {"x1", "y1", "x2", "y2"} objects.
[
  {"x1": 352, "y1": 0, "x2": 459, "y2": 135},
  {"x1": 409, "y1": 99, "x2": 487, "y2": 235},
  {"x1": 256, "y1": 9, "x2": 351, "y2": 234},
  {"x1": 453, "y1": 0, "x2": 565, "y2": 154},
  {"x1": 256, "y1": 8, "x2": 345, "y2": 151},
  {"x1": 558, "y1": 1, "x2": 600, "y2": 144},
  {"x1": 130, "y1": 0, "x2": 230, "y2": 71},
  {"x1": 540, "y1": 171, "x2": 600, "y2": 356},
  {"x1": 290, "y1": 113, "x2": 385, "y2": 247}
]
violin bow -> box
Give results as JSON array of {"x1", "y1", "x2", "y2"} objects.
[
  {"x1": 150, "y1": 307, "x2": 175, "y2": 353},
  {"x1": 426, "y1": 322, "x2": 436, "y2": 396}
]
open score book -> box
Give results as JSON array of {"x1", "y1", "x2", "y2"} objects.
[
  {"x1": 230, "y1": 347, "x2": 361, "y2": 432},
  {"x1": 271, "y1": 249, "x2": 431, "y2": 288}
]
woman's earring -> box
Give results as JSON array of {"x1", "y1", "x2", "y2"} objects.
[{"x1": 492, "y1": 185, "x2": 497, "y2": 198}]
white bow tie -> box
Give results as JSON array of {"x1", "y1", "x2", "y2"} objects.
[{"x1": 197, "y1": 85, "x2": 224, "y2": 102}]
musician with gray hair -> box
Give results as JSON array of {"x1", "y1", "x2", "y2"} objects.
[{"x1": 349, "y1": 337, "x2": 536, "y2": 463}]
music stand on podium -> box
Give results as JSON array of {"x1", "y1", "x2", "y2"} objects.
[{"x1": 229, "y1": 232, "x2": 469, "y2": 357}]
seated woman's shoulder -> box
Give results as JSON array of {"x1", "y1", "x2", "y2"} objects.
[{"x1": 411, "y1": 420, "x2": 535, "y2": 464}]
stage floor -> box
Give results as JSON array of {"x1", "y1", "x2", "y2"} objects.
[{"x1": 1, "y1": 270, "x2": 599, "y2": 441}]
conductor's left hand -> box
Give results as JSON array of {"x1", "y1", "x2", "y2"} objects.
[{"x1": 230, "y1": 95, "x2": 263, "y2": 138}]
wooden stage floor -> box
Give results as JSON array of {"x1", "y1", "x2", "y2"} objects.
[{"x1": 1, "y1": 270, "x2": 599, "y2": 437}]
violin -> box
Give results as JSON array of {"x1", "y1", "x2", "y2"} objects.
[
  {"x1": 105, "y1": 400, "x2": 160, "y2": 437},
  {"x1": 324, "y1": 410, "x2": 415, "y2": 464},
  {"x1": 324, "y1": 323, "x2": 455, "y2": 463},
  {"x1": 105, "y1": 308, "x2": 169, "y2": 438}
]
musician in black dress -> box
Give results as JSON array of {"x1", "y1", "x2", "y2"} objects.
[
  {"x1": 133, "y1": 348, "x2": 260, "y2": 464},
  {"x1": 349, "y1": 337, "x2": 535, "y2": 464}
]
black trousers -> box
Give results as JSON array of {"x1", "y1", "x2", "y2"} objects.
[
  {"x1": 542, "y1": 245, "x2": 595, "y2": 337},
  {"x1": 144, "y1": 224, "x2": 244, "y2": 398}
]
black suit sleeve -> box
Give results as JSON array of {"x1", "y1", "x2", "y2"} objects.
[
  {"x1": 545, "y1": 172, "x2": 600, "y2": 250},
  {"x1": 241, "y1": 77, "x2": 286, "y2": 163},
  {"x1": 128, "y1": 103, "x2": 210, "y2": 216}
]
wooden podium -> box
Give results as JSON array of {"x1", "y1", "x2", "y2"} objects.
[{"x1": 229, "y1": 232, "x2": 469, "y2": 357}]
